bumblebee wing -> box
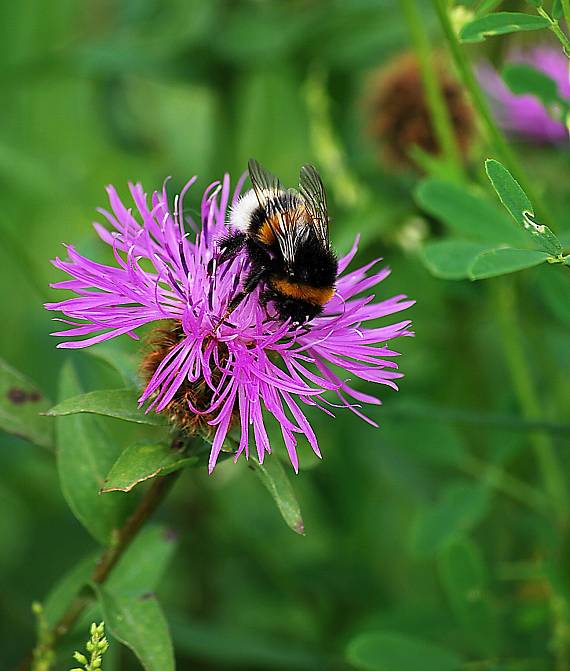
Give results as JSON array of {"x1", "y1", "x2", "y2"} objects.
[
  {"x1": 299, "y1": 164, "x2": 330, "y2": 246},
  {"x1": 248, "y1": 159, "x2": 304, "y2": 265},
  {"x1": 248, "y1": 158, "x2": 282, "y2": 208},
  {"x1": 277, "y1": 190, "x2": 310, "y2": 265}
]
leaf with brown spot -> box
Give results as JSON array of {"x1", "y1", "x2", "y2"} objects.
[{"x1": 0, "y1": 357, "x2": 53, "y2": 449}]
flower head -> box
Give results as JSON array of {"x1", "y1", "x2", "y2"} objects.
[
  {"x1": 478, "y1": 46, "x2": 570, "y2": 143},
  {"x1": 365, "y1": 52, "x2": 474, "y2": 168},
  {"x1": 46, "y1": 173, "x2": 413, "y2": 473}
]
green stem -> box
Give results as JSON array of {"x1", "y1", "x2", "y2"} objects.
[
  {"x1": 460, "y1": 454, "x2": 550, "y2": 513},
  {"x1": 432, "y1": 0, "x2": 557, "y2": 231},
  {"x1": 492, "y1": 281, "x2": 568, "y2": 526},
  {"x1": 401, "y1": 0, "x2": 463, "y2": 177},
  {"x1": 537, "y1": 6, "x2": 570, "y2": 57},
  {"x1": 561, "y1": 0, "x2": 570, "y2": 42},
  {"x1": 16, "y1": 469, "x2": 181, "y2": 671}
]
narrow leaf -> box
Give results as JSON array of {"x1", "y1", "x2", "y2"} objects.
[
  {"x1": 56, "y1": 363, "x2": 130, "y2": 544},
  {"x1": 485, "y1": 159, "x2": 562, "y2": 255},
  {"x1": 411, "y1": 483, "x2": 490, "y2": 558},
  {"x1": 502, "y1": 63, "x2": 567, "y2": 117},
  {"x1": 469, "y1": 248, "x2": 550, "y2": 279},
  {"x1": 0, "y1": 358, "x2": 53, "y2": 449},
  {"x1": 421, "y1": 240, "x2": 492, "y2": 280},
  {"x1": 252, "y1": 457, "x2": 305, "y2": 535},
  {"x1": 460, "y1": 12, "x2": 550, "y2": 42},
  {"x1": 346, "y1": 631, "x2": 461, "y2": 671},
  {"x1": 47, "y1": 388, "x2": 168, "y2": 427},
  {"x1": 415, "y1": 178, "x2": 526, "y2": 245},
  {"x1": 103, "y1": 442, "x2": 197, "y2": 493},
  {"x1": 96, "y1": 587, "x2": 175, "y2": 671},
  {"x1": 106, "y1": 525, "x2": 178, "y2": 598}
]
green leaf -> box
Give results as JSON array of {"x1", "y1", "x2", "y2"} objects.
[
  {"x1": 47, "y1": 388, "x2": 168, "y2": 427},
  {"x1": 96, "y1": 587, "x2": 175, "y2": 671},
  {"x1": 346, "y1": 631, "x2": 461, "y2": 671},
  {"x1": 106, "y1": 525, "x2": 178, "y2": 598},
  {"x1": 42, "y1": 554, "x2": 98, "y2": 628},
  {"x1": 485, "y1": 159, "x2": 562, "y2": 255},
  {"x1": 0, "y1": 358, "x2": 53, "y2": 449},
  {"x1": 469, "y1": 248, "x2": 551, "y2": 279},
  {"x1": 57, "y1": 363, "x2": 130, "y2": 544},
  {"x1": 459, "y1": 12, "x2": 550, "y2": 42},
  {"x1": 252, "y1": 457, "x2": 305, "y2": 535},
  {"x1": 411, "y1": 483, "x2": 490, "y2": 558},
  {"x1": 421, "y1": 240, "x2": 492, "y2": 280},
  {"x1": 438, "y1": 540, "x2": 498, "y2": 656},
  {"x1": 415, "y1": 178, "x2": 526, "y2": 245},
  {"x1": 102, "y1": 441, "x2": 197, "y2": 493},
  {"x1": 553, "y1": 0, "x2": 564, "y2": 18},
  {"x1": 502, "y1": 63, "x2": 568, "y2": 119}
]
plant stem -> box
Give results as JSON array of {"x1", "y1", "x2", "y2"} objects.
[
  {"x1": 460, "y1": 453, "x2": 550, "y2": 513},
  {"x1": 492, "y1": 281, "x2": 568, "y2": 526},
  {"x1": 432, "y1": 0, "x2": 557, "y2": 230},
  {"x1": 401, "y1": 0, "x2": 463, "y2": 177},
  {"x1": 560, "y1": 0, "x2": 570, "y2": 45},
  {"x1": 17, "y1": 469, "x2": 181, "y2": 671},
  {"x1": 537, "y1": 6, "x2": 570, "y2": 57}
]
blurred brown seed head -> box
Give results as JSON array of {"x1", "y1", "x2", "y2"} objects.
[{"x1": 365, "y1": 52, "x2": 475, "y2": 169}]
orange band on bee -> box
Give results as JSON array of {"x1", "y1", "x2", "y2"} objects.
[
  {"x1": 271, "y1": 278, "x2": 334, "y2": 306},
  {"x1": 255, "y1": 206, "x2": 308, "y2": 247},
  {"x1": 256, "y1": 217, "x2": 277, "y2": 245}
]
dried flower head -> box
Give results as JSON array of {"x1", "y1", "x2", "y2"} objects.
[
  {"x1": 46, "y1": 173, "x2": 414, "y2": 473},
  {"x1": 365, "y1": 52, "x2": 475, "y2": 167},
  {"x1": 477, "y1": 46, "x2": 570, "y2": 143}
]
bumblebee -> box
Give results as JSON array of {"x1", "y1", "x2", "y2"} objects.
[{"x1": 217, "y1": 159, "x2": 338, "y2": 326}]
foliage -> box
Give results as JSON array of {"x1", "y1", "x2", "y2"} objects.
[{"x1": 1, "y1": 1, "x2": 570, "y2": 670}]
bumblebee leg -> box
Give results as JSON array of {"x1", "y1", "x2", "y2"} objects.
[
  {"x1": 208, "y1": 233, "x2": 246, "y2": 276},
  {"x1": 217, "y1": 233, "x2": 247, "y2": 264},
  {"x1": 259, "y1": 287, "x2": 278, "y2": 307}
]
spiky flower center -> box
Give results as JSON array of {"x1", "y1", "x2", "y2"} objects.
[{"x1": 141, "y1": 321, "x2": 234, "y2": 436}]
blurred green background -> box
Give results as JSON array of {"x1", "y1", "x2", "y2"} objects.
[{"x1": 2, "y1": 1, "x2": 570, "y2": 670}]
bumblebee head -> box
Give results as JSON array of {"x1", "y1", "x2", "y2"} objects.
[{"x1": 273, "y1": 296, "x2": 322, "y2": 327}]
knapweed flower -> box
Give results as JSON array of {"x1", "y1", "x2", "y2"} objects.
[
  {"x1": 46, "y1": 174, "x2": 414, "y2": 473},
  {"x1": 478, "y1": 46, "x2": 570, "y2": 143},
  {"x1": 365, "y1": 52, "x2": 474, "y2": 168}
]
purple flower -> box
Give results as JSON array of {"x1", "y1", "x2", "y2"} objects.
[
  {"x1": 46, "y1": 174, "x2": 413, "y2": 473},
  {"x1": 478, "y1": 46, "x2": 570, "y2": 143}
]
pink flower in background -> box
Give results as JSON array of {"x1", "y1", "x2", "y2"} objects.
[
  {"x1": 46, "y1": 174, "x2": 413, "y2": 473},
  {"x1": 478, "y1": 46, "x2": 570, "y2": 143}
]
